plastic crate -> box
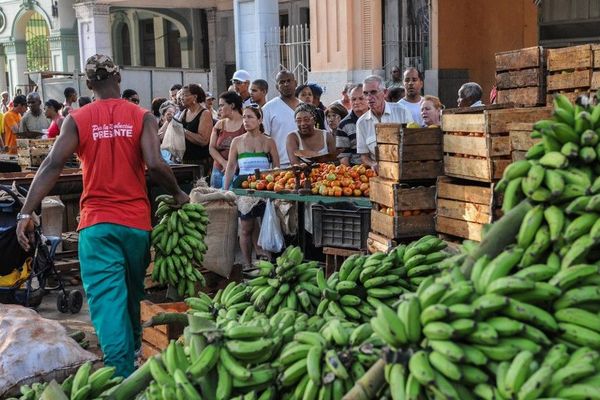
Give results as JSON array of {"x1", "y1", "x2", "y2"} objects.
[{"x1": 312, "y1": 203, "x2": 371, "y2": 250}]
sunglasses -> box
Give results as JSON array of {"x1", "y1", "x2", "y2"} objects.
[{"x1": 231, "y1": 79, "x2": 245, "y2": 85}]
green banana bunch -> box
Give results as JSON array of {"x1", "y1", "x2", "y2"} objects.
[
  {"x1": 151, "y1": 196, "x2": 209, "y2": 297},
  {"x1": 241, "y1": 246, "x2": 321, "y2": 316}
]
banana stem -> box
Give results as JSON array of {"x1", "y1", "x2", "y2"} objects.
[
  {"x1": 342, "y1": 359, "x2": 386, "y2": 400},
  {"x1": 461, "y1": 199, "x2": 533, "y2": 277},
  {"x1": 105, "y1": 355, "x2": 159, "y2": 400}
]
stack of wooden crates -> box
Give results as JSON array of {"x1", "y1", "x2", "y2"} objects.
[
  {"x1": 546, "y1": 44, "x2": 600, "y2": 103},
  {"x1": 368, "y1": 124, "x2": 443, "y2": 253},
  {"x1": 436, "y1": 107, "x2": 552, "y2": 242},
  {"x1": 17, "y1": 138, "x2": 54, "y2": 170}
]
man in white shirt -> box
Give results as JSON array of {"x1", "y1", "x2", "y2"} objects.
[
  {"x1": 356, "y1": 75, "x2": 413, "y2": 172},
  {"x1": 458, "y1": 82, "x2": 484, "y2": 107},
  {"x1": 398, "y1": 67, "x2": 425, "y2": 126},
  {"x1": 262, "y1": 70, "x2": 301, "y2": 168}
]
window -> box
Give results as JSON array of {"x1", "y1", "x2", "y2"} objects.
[{"x1": 25, "y1": 13, "x2": 50, "y2": 72}]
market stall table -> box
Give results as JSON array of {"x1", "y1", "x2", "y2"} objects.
[{"x1": 232, "y1": 187, "x2": 372, "y2": 253}]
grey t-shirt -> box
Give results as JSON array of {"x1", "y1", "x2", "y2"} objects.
[{"x1": 19, "y1": 111, "x2": 50, "y2": 132}]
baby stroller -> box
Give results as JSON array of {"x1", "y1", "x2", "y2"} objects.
[{"x1": 0, "y1": 184, "x2": 83, "y2": 313}]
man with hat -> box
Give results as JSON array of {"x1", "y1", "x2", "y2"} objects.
[
  {"x1": 231, "y1": 69, "x2": 252, "y2": 107},
  {"x1": 16, "y1": 54, "x2": 189, "y2": 377},
  {"x1": 205, "y1": 91, "x2": 218, "y2": 120}
]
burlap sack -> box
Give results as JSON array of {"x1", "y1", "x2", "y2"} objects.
[
  {"x1": 190, "y1": 183, "x2": 238, "y2": 278},
  {"x1": 0, "y1": 305, "x2": 98, "y2": 397}
]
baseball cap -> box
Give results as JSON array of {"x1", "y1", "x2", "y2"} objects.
[
  {"x1": 232, "y1": 70, "x2": 251, "y2": 83},
  {"x1": 206, "y1": 91, "x2": 215, "y2": 99},
  {"x1": 85, "y1": 54, "x2": 119, "y2": 81}
]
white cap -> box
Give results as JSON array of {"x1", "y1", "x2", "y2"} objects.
[{"x1": 232, "y1": 70, "x2": 251, "y2": 82}]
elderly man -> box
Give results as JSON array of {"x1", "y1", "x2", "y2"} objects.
[
  {"x1": 356, "y1": 75, "x2": 413, "y2": 172},
  {"x1": 399, "y1": 67, "x2": 425, "y2": 126},
  {"x1": 458, "y1": 82, "x2": 484, "y2": 107},
  {"x1": 231, "y1": 69, "x2": 252, "y2": 107},
  {"x1": 385, "y1": 66, "x2": 403, "y2": 90},
  {"x1": 262, "y1": 70, "x2": 301, "y2": 168},
  {"x1": 336, "y1": 84, "x2": 369, "y2": 166},
  {"x1": 20, "y1": 93, "x2": 50, "y2": 134}
]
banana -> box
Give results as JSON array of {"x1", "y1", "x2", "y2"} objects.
[
  {"x1": 502, "y1": 177, "x2": 524, "y2": 212},
  {"x1": 479, "y1": 248, "x2": 524, "y2": 293},
  {"x1": 216, "y1": 363, "x2": 232, "y2": 400},
  {"x1": 516, "y1": 365, "x2": 553, "y2": 400},
  {"x1": 514, "y1": 263, "x2": 559, "y2": 282},
  {"x1": 88, "y1": 366, "x2": 116, "y2": 397},
  {"x1": 186, "y1": 344, "x2": 220, "y2": 378},
  {"x1": 565, "y1": 213, "x2": 599, "y2": 242},
  {"x1": 502, "y1": 159, "x2": 532, "y2": 180},
  {"x1": 473, "y1": 293, "x2": 510, "y2": 315},
  {"x1": 549, "y1": 264, "x2": 599, "y2": 290},
  {"x1": 558, "y1": 322, "x2": 600, "y2": 348},
  {"x1": 428, "y1": 340, "x2": 465, "y2": 362},
  {"x1": 418, "y1": 282, "x2": 449, "y2": 309},
  {"x1": 486, "y1": 316, "x2": 525, "y2": 336},
  {"x1": 539, "y1": 151, "x2": 569, "y2": 169},
  {"x1": 280, "y1": 357, "x2": 307, "y2": 387},
  {"x1": 503, "y1": 298, "x2": 558, "y2": 332},
  {"x1": 429, "y1": 350, "x2": 462, "y2": 381},
  {"x1": 562, "y1": 141, "x2": 580, "y2": 158},
  {"x1": 294, "y1": 331, "x2": 326, "y2": 347},
  {"x1": 581, "y1": 145, "x2": 598, "y2": 163},
  {"x1": 423, "y1": 321, "x2": 456, "y2": 340},
  {"x1": 541, "y1": 343, "x2": 569, "y2": 369},
  {"x1": 554, "y1": 285, "x2": 600, "y2": 310},
  {"x1": 398, "y1": 294, "x2": 422, "y2": 343},
  {"x1": 324, "y1": 349, "x2": 349, "y2": 379},
  {"x1": 304, "y1": 345, "x2": 322, "y2": 385},
  {"x1": 71, "y1": 361, "x2": 92, "y2": 395},
  {"x1": 467, "y1": 321, "x2": 499, "y2": 345},
  {"x1": 522, "y1": 164, "x2": 545, "y2": 194},
  {"x1": 408, "y1": 350, "x2": 435, "y2": 385},
  {"x1": 388, "y1": 364, "x2": 407, "y2": 400},
  {"x1": 474, "y1": 342, "x2": 519, "y2": 362},
  {"x1": 460, "y1": 344, "x2": 488, "y2": 366},
  {"x1": 555, "y1": 307, "x2": 600, "y2": 333},
  {"x1": 149, "y1": 357, "x2": 174, "y2": 387},
  {"x1": 439, "y1": 281, "x2": 474, "y2": 306},
  {"x1": 447, "y1": 303, "x2": 475, "y2": 319},
  {"x1": 420, "y1": 303, "x2": 449, "y2": 325},
  {"x1": 485, "y1": 276, "x2": 535, "y2": 295},
  {"x1": 556, "y1": 384, "x2": 600, "y2": 400}
]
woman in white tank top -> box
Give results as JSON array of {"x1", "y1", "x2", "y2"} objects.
[{"x1": 286, "y1": 103, "x2": 336, "y2": 165}]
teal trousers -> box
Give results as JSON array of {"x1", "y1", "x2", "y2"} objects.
[{"x1": 79, "y1": 223, "x2": 150, "y2": 377}]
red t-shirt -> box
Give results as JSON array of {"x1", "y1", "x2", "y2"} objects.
[{"x1": 70, "y1": 98, "x2": 151, "y2": 231}]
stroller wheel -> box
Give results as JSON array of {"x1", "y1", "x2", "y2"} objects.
[
  {"x1": 68, "y1": 290, "x2": 83, "y2": 314},
  {"x1": 57, "y1": 291, "x2": 69, "y2": 313}
]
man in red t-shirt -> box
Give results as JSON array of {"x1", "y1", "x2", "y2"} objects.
[{"x1": 16, "y1": 54, "x2": 189, "y2": 377}]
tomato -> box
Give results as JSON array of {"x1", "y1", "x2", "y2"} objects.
[
  {"x1": 274, "y1": 183, "x2": 284, "y2": 192},
  {"x1": 256, "y1": 182, "x2": 266, "y2": 190},
  {"x1": 333, "y1": 187, "x2": 343, "y2": 197},
  {"x1": 342, "y1": 187, "x2": 353, "y2": 197},
  {"x1": 359, "y1": 174, "x2": 369, "y2": 183},
  {"x1": 241, "y1": 181, "x2": 249, "y2": 189},
  {"x1": 353, "y1": 189, "x2": 362, "y2": 197},
  {"x1": 249, "y1": 181, "x2": 257, "y2": 189},
  {"x1": 266, "y1": 174, "x2": 275, "y2": 182},
  {"x1": 267, "y1": 182, "x2": 275, "y2": 191},
  {"x1": 359, "y1": 183, "x2": 369, "y2": 191},
  {"x1": 319, "y1": 185, "x2": 328, "y2": 196},
  {"x1": 326, "y1": 173, "x2": 336, "y2": 181}
]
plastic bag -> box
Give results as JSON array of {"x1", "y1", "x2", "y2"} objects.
[
  {"x1": 258, "y1": 199, "x2": 284, "y2": 253},
  {"x1": 160, "y1": 118, "x2": 186, "y2": 160}
]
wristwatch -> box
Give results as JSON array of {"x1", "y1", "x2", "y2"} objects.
[{"x1": 16, "y1": 213, "x2": 31, "y2": 221}]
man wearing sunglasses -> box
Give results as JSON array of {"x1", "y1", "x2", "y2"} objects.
[
  {"x1": 231, "y1": 69, "x2": 253, "y2": 107},
  {"x1": 19, "y1": 92, "x2": 50, "y2": 134}
]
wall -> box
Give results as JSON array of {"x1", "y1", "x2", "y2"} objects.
[{"x1": 432, "y1": 0, "x2": 538, "y2": 105}]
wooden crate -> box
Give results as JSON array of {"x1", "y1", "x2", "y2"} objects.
[
  {"x1": 495, "y1": 47, "x2": 546, "y2": 106},
  {"x1": 367, "y1": 231, "x2": 397, "y2": 254},
  {"x1": 509, "y1": 122, "x2": 539, "y2": 162},
  {"x1": 441, "y1": 107, "x2": 552, "y2": 182},
  {"x1": 369, "y1": 180, "x2": 437, "y2": 239},
  {"x1": 435, "y1": 176, "x2": 501, "y2": 242},
  {"x1": 369, "y1": 176, "x2": 437, "y2": 211},
  {"x1": 140, "y1": 300, "x2": 188, "y2": 360},
  {"x1": 375, "y1": 124, "x2": 444, "y2": 182},
  {"x1": 545, "y1": 44, "x2": 600, "y2": 104},
  {"x1": 16, "y1": 138, "x2": 54, "y2": 168}
]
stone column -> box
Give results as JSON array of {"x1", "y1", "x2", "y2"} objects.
[
  {"x1": 206, "y1": 8, "x2": 221, "y2": 94},
  {"x1": 0, "y1": 51, "x2": 8, "y2": 93},
  {"x1": 73, "y1": 2, "x2": 112, "y2": 68},
  {"x1": 307, "y1": 0, "x2": 383, "y2": 105},
  {"x1": 4, "y1": 40, "x2": 28, "y2": 96},
  {"x1": 48, "y1": 33, "x2": 80, "y2": 72},
  {"x1": 154, "y1": 17, "x2": 167, "y2": 68},
  {"x1": 233, "y1": 0, "x2": 279, "y2": 83}
]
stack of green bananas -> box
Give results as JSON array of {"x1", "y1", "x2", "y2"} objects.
[
  {"x1": 480, "y1": 344, "x2": 600, "y2": 400},
  {"x1": 316, "y1": 236, "x2": 449, "y2": 323},
  {"x1": 276, "y1": 319, "x2": 382, "y2": 400},
  {"x1": 12, "y1": 362, "x2": 124, "y2": 400},
  {"x1": 238, "y1": 246, "x2": 323, "y2": 316},
  {"x1": 151, "y1": 195, "x2": 209, "y2": 297},
  {"x1": 497, "y1": 94, "x2": 600, "y2": 212},
  {"x1": 371, "y1": 264, "x2": 565, "y2": 400}
]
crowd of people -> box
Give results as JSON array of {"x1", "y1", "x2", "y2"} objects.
[{"x1": 2, "y1": 63, "x2": 487, "y2": 266}]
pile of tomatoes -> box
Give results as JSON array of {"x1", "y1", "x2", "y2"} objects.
[{"x1": 239, "y1": 163, "x2": 376, "y2": 197}]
